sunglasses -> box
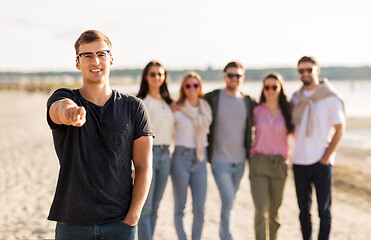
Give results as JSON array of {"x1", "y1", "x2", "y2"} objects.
[
  {"x1": 149, "y1": 72, "x2": 164, "y2": 78},
  {"x1": 183, "y1": 82, "x2": 199, "y2": 89},
  {"x1": 226, "y1": 73, "x2": 243, "y2": 79},
  {"x1": 298, "y1": 68, "x2": 313, "y2": 74},
  {"x1": 264, "y1": 84, "x2": 278, "y2": 91}
]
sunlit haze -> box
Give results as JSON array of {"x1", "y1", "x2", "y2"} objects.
[{"x1": 1, "y1": 0, "x2": 370, "y2": 71}]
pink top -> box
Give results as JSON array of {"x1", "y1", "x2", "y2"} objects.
[{"x1": 250, "y1": 103, "x2": 289, "y2": 159}]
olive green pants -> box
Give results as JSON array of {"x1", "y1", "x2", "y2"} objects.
[{"x1": 249, "y1": 153, "x2": 288, "y2": 240}]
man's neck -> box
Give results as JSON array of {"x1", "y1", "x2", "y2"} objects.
[
  {"x1": 303, "y1": 83, "x2": 319, "y2": 91},
  {"x1": 303, "y1": 77, "x2": 320, "y2": 91},
  {"x1": 79, "y1": 83, "x2": 112, "y2": 106},
  {"x1": 224, "y1": 87, "x2": 241, "y2": 97}
]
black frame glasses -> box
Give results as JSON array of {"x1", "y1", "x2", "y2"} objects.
[{"x1": 76, "y1": 50, "x2": 111, "y2": 60}]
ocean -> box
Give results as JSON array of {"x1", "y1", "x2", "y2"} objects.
[
  {"x1": 116, "y1": 79, "x2": 371, "y2": 154},
  {"x1": 116, "y1": 79, "x2": 371, "y2": 118}
]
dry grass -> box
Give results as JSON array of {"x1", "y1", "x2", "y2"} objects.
[{"x1": 0, "y1": 82, "x2": 81, "y2": 93}]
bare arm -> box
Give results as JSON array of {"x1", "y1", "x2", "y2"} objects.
[
  {"x1": 123, "y1": 135, "x2": 153, "y2": 226},
  {"x1": 320, "y1": 124, "x2": 345, "y2": 165},
  {"x1": 170, "y1": 101, "x2": 181, "y2": 112},
  {"x1": 49, "y1": 98, "x2": 86, "y2": 127}
]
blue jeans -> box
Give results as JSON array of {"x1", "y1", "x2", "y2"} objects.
[
  {"x1": 138, "y1": 146, "x2": 171, "y2": 240},
  {"x1": 293, "y1": 162, "x2": 333, "y2": 240},
  {"x1": 211, "y1": 161, "x2": 245, "y2": 240},
  {"x1": 55, "y1": 220, "x2": 137, "y2": 240},
  {"x1": 171, "y1": 146, "x2": 207, "y2": 240}
]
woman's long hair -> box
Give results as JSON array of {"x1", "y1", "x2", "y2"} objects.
[
  {"x1": 259, "y1": 72, "x2": 294, "y2": 134},
  {"x1": 136, "y1": 60, "x2": 173, "y2": 105},
  {"x1": 177, "y1": 71, "x2": 205, "y2": 105}
]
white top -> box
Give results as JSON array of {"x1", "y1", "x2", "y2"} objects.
[
  {"x1": 292, "y1": 90, "x2": 346, "y2": 165},
  {"x1": 143, "y1": 95, "x2": 174, "y2": 145},
  {"x1": 174, "y1": 107, "x2": 208, "y2": 148}
]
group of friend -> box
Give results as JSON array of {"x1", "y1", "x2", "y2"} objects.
[{"x1": 47, "y1": 29, "x2": 346, "y2": 240}]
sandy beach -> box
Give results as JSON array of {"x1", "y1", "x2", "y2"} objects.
[{"x1": 0, "y1": 90, "x2": 370, "y2": 240}]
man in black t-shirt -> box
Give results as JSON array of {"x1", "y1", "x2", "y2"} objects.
[{"x1": 47, "y1": 30, "x2": 154, "y2": 240}]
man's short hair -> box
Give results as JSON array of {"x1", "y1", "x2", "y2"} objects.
[
  {"x1": 223, "y1": 61, "x2": 244, "y2": 73},
  {"x1": 74, "y1": 30, "x2": 112, "y2": 55},
  {"x1": 298, "y1": 56, "x2": 319, "y2": 67}
]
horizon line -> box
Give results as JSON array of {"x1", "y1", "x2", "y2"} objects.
[{"x1": 2, "y1": 64, "x2": 371, "y2": 73}]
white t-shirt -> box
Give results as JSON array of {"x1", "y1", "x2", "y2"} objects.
[
  {"x1": 174, "y1": 108, "x2": 208, "y2": 148},
  {"x1": 143, "y1": 95, "x2": 174, "y2": 145},
  {"x1": 292, "y1": 90, "x2": 346, "y2": 165}
]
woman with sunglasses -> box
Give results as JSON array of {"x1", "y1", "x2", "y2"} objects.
[
  {"x1": 136, "y1": 61, "x2": 175, "y2": 240},
  {"x1": 171, "y1": 72, "x2": 212, "y2": 240},
  {"x1": 249, "y1": 72, "x2": 294, "y2": 240}
]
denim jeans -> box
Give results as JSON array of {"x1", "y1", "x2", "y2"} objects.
[
  {"x1": 55, "y1": 220, "x2": 137, "y2": 240},
  {"x1": 171, "y1": 146, "x2": 207, "y2": 240},
  {"x1": 138, "y1": 146, "x2": 171, "y2": 240},
  {"x1": 211, "y1": 161, "x2": 245, "y2": 240},
  {"x1": 293, "y1": 161, "x2": 333, "y2": 240}
]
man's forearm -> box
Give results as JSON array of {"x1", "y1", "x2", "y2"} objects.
[
  {"x1": 320, "y1": 124, "x2": 345, "y2": 164},
  {"x1": 123, "y1": 135, "x2": 153, "y2": 225},
  {"x1": 124, "y1": 165, "x2": 152, "y2": 225},
  {"x1": 50, "y1": 98, "x2": 86, "y2": 126}
]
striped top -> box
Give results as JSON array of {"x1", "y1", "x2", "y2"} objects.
[{"x1": 250, "y1": 103, "x2": 289, "y2": 159}]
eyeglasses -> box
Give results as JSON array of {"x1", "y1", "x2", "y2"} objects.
[
  {"x1": 149, "y1": 72, "x2": 165, "y2": 78},
  {"x1": 183, "y1": 82, "x2": 199, "y2": 89},
  {"x1": 77, "y1": 50, "x2": 111, "y2": 61},
  {"x1": 264, "y1": 84, "x2": 278, "y2": 91},
  {"x1": 298, "y1": 68, "x2": 313, "y2": 74},
  {"x1": 225, "y1": 73, "x2": 243, "y2": 79}
]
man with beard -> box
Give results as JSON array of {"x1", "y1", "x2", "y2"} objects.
[
  {"x1": 204, "y1": 61, "x2": 256, "y2": 240},
  {"x1": 291, "y1": 56, "x2": 345, "y2": 240}
]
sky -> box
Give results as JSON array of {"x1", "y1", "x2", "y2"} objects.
[{"x1": 1, "y1": 0, "x2": 370, "y2": 72}]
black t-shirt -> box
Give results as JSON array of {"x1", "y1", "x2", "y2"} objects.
[{"x1": 46, "y1": 88, "x2": 154, "y2": 225}]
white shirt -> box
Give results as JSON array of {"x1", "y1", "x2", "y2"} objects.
[
  {"x1": 292, "y1": 91, "x2": 346, "y2": 165},
  {"x1": 143, "y1": 95, "x2": 174, "y2": 145},
  {"x1": 174, "y1": 107, "x2": 208, "y2": 148}
]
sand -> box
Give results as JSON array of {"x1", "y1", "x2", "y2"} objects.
[{"x1": 0, "y1": 91, "x2": 370, "y2": 240}]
